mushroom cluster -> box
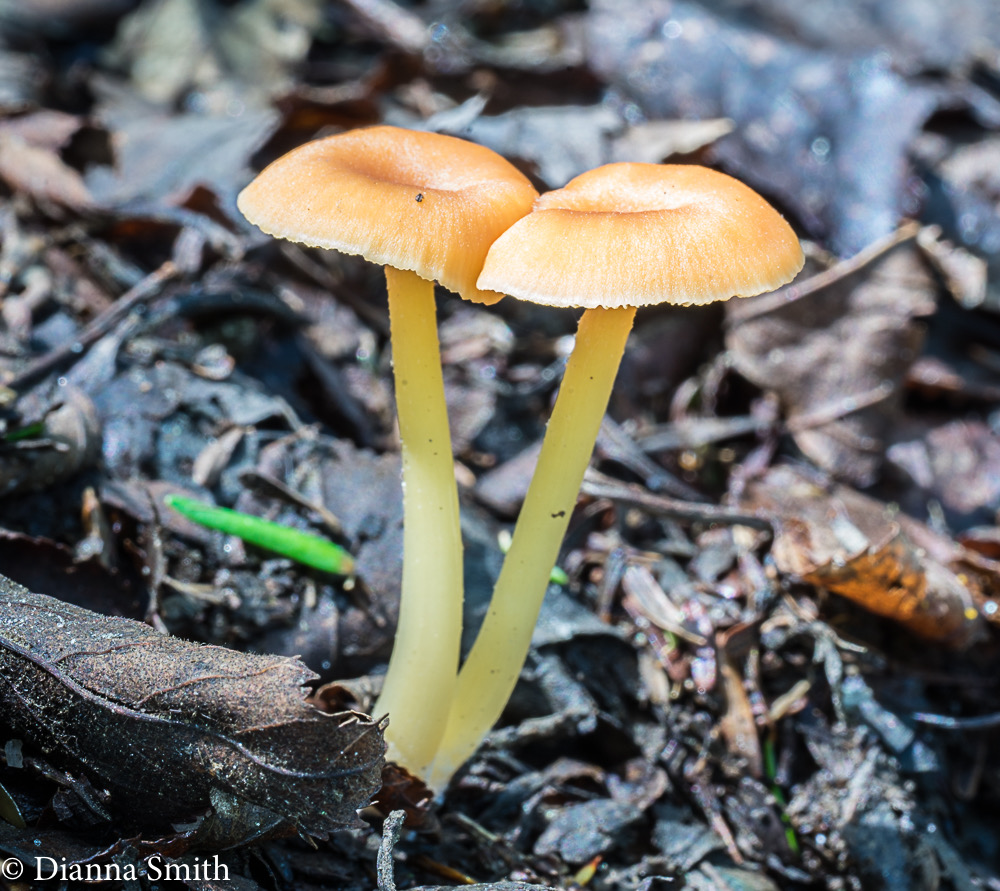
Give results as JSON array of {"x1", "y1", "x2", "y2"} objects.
[{"x1": 238, "y1": 128, "x2": 804, "y2": 790}]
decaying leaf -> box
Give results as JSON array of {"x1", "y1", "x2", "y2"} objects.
[
  {"x1": 85, "y1": 92, "x2": 278, "y2": 212},
  {"x1": 0, "y1": 574, "x2": 384, "y2": 841},
  {"x1": 917, "y1": 225, "x2": 988, "y2": 310},
  {"x1": 728, "y1": 0, "x2": 1000, "y2": 75},
  {"x1": 727, "y1": 226, "x2": 936, "y2": 486},
  {"x1": 741, "y1": 465, "x2": 983, "y2": 648}
]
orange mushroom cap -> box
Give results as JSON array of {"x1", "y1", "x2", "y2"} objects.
[
  {"x1": 477, "y1": 162, "x2": 804, "y2": 309},
  {"x1": 237, "y1": 126, "x2": 538, "y2": 305}
]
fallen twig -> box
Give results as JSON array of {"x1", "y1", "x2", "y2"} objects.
[
  {"x1": 376, "y1": 809, "x2": 406, "y2": 891},
  {"x1": 580, "y1": 468, "x2": 772, "y2": 530},
  {"x1": 5, "y1": 260, "x2": 179, "y2": 391},
  {"x1": 725, "y1": 222, "x2": 920, "y2": 325}
]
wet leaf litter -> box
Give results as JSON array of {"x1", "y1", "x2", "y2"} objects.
[{"x1": 0, "y1": 0, "x2": 998, "y2": 889}]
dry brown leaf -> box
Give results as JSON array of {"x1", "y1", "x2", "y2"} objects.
[
  {"x1": 727, "y1": 226, "x2": 936, "y2": 486},
  {"x1": 0, "y1": 132, "x2": 93, "y2": 210},
  {"x1": 741, "y1": 464, "x2": 984, "y2": 647}
]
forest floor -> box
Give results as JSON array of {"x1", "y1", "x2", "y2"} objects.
[{"x1": 0, "y1": 1, "x2": 999, "y2": 889}]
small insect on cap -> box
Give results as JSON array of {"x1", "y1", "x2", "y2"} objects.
[
  {"x1": 237, "y1": 126, "x2": 538, "y2": 305},
  {"x1": 478, "y1": 162, "x2": 804, "y2": 309}
]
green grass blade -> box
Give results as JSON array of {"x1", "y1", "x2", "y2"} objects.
[
  {"x1": 763, "y1": 734, "x2": 800, "y2": 855},
  {"x1": 164, "y1": 494, "x2": 355, "y2": 576},
  {"x1": 3, "y1": 422, "x2": 45, "y2": 442}
]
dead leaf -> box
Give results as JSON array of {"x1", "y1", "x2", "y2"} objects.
[
  {"x1": 0, "y1": 110, "x2": 84, "y2": 152},
  {"x1": 741, "y1": 464, "x2": 984, "y2": 647},
  {"x1": 534, "y1": 798, "x2": 644, "y2": 864},
  {"x1": 338, "y1": 0, "x2": 430, "y2": 56},
  {"x1": 0, "y1": 132, "x2": 93, "y2": 210},
  {"x1": 0, "y1": 574, "x2": 384, "y2": 841},
  {"x1": 723, "y1": 0, "x2": 1000, "y2": 75},
  {"x1": 85, "y1": 84, "x2": 278, "y2": 212},
  {"x1": 920, "y1": 134, "x2": 1000, "y2": 313},
  {"x1": 371, "y1": 762, "x2": 436, "y2": 830},
  {"x1": 716, "y1": 623, "x2": 763, "y2": 779},
  {"x1": 727, "y1": 226, "x2": 936, "y2": 486},
  {"x1": 917, "y1": 225, "x2": 988, "y2": 309}
]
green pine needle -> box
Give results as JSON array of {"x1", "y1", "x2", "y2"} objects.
[{"x1": 164, "y1": 494, "x2": 355, "y2": 576}]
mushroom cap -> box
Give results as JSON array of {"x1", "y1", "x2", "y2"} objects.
[
  {"x1": 477, "y1": 162, "x2": 804, "y2": 309},
  {"x1": 237, "y1": 126, "x2": 538, "y2": 304}
]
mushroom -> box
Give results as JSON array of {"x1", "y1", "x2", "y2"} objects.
[
  {"x1": 427, "y1": 162, "x2": 804, "y2": 787},
  {"x1": 237, "y1": 126, "x2": 537, "y2": 775}
]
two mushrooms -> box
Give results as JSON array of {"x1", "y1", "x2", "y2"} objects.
[{"x1": 237, "y1": 126, "x2": 803, "y2": 789}]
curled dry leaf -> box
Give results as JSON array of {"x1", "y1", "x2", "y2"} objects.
[
  {"x1": 917, "y1": 225, "x2": 988, "y2": 310},
  {"x1": 0, "y1": 388, "x2": 101, "y2": 498},
  {"x1": 741, "y1": 465, "x2": 984, "y2": 648},
  {"x1": 0, "y1": 574, "x2": 384, "y2": 841}
]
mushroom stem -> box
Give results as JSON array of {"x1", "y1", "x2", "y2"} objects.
[
  {"x1": 374, "y1": 266, "x2": 464, "y2": 776},
  {"x1": 428, "y1": 305, "x2": 636, "y2": 788}
]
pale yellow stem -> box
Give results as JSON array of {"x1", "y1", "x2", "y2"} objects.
[
  {"x1": 427, "y1": 305, "x2": 636, "y2": 788},
  {"x1": 374, "y1": 267, "x2": 464, "y2": 777}
]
